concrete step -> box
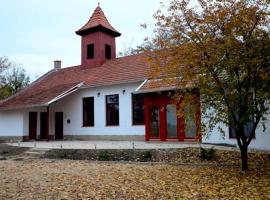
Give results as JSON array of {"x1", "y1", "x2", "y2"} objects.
[
  {"x1": 25, "y1": 151, "x2": 44, "y2": 155},
  {"x1": 24, "y1": 148, "x2": 50, "y2": 157}
]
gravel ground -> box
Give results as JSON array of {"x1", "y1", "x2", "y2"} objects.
[
  {"x1": 0, "y1": 143, "x2": 269, "y2": 200},
  {"x1": 0, "y1": 158, "x2": 270, "y2": 200}
]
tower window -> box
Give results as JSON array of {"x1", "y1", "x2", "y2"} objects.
[
  {"x1": 105, "y1": 44, "x2": 112, "y2": 59},
  {"x1": 87, "y1": 44, "x2": 94, "y2": 59}
]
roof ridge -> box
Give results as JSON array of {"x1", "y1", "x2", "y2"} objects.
[{"x1": 116, "y1": 52, "x2": 146, "y2": 60}]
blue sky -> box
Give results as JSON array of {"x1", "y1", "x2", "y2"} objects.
[{"x1": 0, "y1": 0, "x2": 175, "y2": 80}]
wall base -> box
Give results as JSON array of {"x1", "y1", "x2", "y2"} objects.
[
  {"x1": 0, "y1": 136, "x2": 24, "y2": 143},
  {"x1": 63, "y1": 135, "x2": 145, "y2": 141}
]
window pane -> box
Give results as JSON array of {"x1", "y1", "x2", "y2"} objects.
[
  {"x1": 132, "y1": 94, "x2": 145, "y2": 125},
  {"x1": 184, "y1": 104, "x2": 196, "y2": 138},
  {"x1": 150, "y1": 105, "x2": 159, "y2": 137},
  {"x1": 229, "y1": 117, "x2": 254, "y2": 138},
  {"x1": 106, "y1": 94, "x2": 119, "y2": 126},
  {"x1": 83, "y1": 97, "x2": 94, "y2": 126},
  {"x1": 166, "y1": 104, "x2": 177, "y2": 138}
]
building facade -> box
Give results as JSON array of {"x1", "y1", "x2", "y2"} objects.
[{"x1": 0, "y1": 5, "x2": 269, "y2": 150}]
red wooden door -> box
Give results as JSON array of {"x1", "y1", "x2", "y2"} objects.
[
  {"x1": 29, "y1": 112, "x2": 37, "y2": 140},
  {"x1": 144, "y1": 94, "x2": 186, "y2": 141},
  {"x1": 55, "y1": 112, "x2": 63, "y2": 140}
]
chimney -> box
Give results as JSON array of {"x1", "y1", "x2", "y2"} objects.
[{"x1": 54, "y1": 60, "x2": 61, "y2": 70}]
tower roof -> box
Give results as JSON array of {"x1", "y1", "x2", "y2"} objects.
[{"x1": 76, "y1": 5, "x2": 121, "y2": 37}]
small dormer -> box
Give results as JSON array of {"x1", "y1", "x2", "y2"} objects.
[{"x1": 76, "y1": 5, "x2": 121, "y2": 67}]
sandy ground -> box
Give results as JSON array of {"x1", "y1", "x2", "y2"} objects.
[{"x1": 0, "y1": 158, "x2": 269, "y2": 200}]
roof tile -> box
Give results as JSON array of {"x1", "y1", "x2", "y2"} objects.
[
  {"x1": 76, "y1": 5, "x2": 120, "y2": 36},
  {"x1": 0, "y1": 53, "x2": 150, "y2": 110}
]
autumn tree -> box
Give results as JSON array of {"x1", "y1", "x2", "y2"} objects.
[
  {"x1": 147, "y1": 0, "x2": 270, "y2": 170},
  {"x1": 0, "y1": 57, "x2": 30, "y2": 99}
]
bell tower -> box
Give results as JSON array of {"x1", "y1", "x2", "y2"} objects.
[{"x1": 76, "y1": 4, "x2": 121, "y2": 67}]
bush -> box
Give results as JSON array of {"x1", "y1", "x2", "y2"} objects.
[
  {"x1": 140, "y1": 151, "x2": 152, "y2": 162},
  {"x1": 199, "y1": 147, "x2": 216, "y2": 160},
  {"x1": 58, "y1": 151, "x2": 67, "y2": 159},
  {"x1": 98, "y1": 151, "x2": 110, "y2": 161}
]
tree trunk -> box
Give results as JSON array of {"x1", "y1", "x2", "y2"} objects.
[{"x1": 241, "y1": 145, "x2": 248, "y2": 171}]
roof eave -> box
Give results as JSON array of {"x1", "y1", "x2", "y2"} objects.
[
  {"x1": 0, "y1": 82, "x2": 84, "y2": 112},
  {"x1": 76, "y1": 25, "x2": 121, "y2": 37},
  {"x1": 0, "y1": 104, "x2": 48, "y2": 111}
]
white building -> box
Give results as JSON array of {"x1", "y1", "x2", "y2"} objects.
[{"x1": 0, "y1": 5, "x2": 269, "y2": 150}]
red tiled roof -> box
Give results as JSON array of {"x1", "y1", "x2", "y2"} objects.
[
  {"x1": 76, "y1": 5, "x2": 121, "y2": 37},
  {"x1": 135, "y1": 78, "x2": 195, "y2": 94},
  {"x1": 0, "y1": 53, "x2": 150, "y2": 110}
]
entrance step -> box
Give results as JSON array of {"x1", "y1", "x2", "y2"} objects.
[{"x1": 23, "y1": 148, "x2": 50, "y2": 158}]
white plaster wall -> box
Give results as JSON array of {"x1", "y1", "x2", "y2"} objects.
[
  {"x1": 0, "y1": 110, "x2": 24, "y2": 136},
  {"x1": 49, "y1": 82, "x2": 145, "y2": 136},
  {"x1": 202, "y1": 113, "x2": 270, "y2": 150},
  {"x1": 2, "y1": 80, "x2": 269, "y2": 150}
]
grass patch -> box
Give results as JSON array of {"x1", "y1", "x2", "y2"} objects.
[
  {"x1": 0, "y1": 144, "x2": 29, "y2": 157},
  {"x1": 44, "y1": 147, "x2": 269, "y2": 167}
]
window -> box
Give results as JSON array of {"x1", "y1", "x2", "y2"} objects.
[
  {"x1": 83, "y1": 97, "x2": 94, "y2": 126},
  {"x1": 106, "y1": 94, "x2": 119, "y2": 126},
  {"x1": 87, "y1": 44, "x2": 94, "y2": 59},
  {"x1": 229, "y1": 116, "x2": 255, "y2": 138},
  {"x1": 132, "y1": 94, "x2": 145, "y2": 125},
  {"x1": 105, "y1": 44, "x2": 111, "y2": 59}
]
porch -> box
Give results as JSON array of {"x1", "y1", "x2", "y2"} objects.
[{"x1": 7, "y1": 140, "x2": 235, "y2": 150}]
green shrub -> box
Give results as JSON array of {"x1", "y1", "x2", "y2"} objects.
[
  {"x1": 58, "y1": 151, "x2": 67, "y2": 159},
  {"x1": 199, "y1": 147, "x2": 216, "y2": 160},
  {"x1": 98, "y1": 151, "x2": 110, "y2": 161},
  {"x1": 141, "y1": 151, "x2": 152, "y2": 162}
]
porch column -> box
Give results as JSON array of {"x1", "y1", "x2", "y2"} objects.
[{"x1": 46, "y1": 106, "x2": 50, "y2": 141}]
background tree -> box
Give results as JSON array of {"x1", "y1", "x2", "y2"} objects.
[
  {"x1": 0, "y1": 57, "x2": 11, "y2": 74},
  {"x1": 118, "y1": 47, "x2": 140, "y2": 57},
  {"x1": 0, "y1": 57, "x2": 30, "y2": 99},
  {"x1": 146, "y1": 0, "x2": 270, "y2": 170}
]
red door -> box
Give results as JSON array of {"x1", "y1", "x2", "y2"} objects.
[
  {"x1": 29, "y1": 112, "x2": 37, "y2": 140},
  {"x1": 55, "y1": 112, "x2": 63, "y2": 140},
  {"x1": 144, "y1": 94, "x2": 184, "y2": 141},
  {"x1": 144, "y1": 92, "x2": 200, "y2": 141}
]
